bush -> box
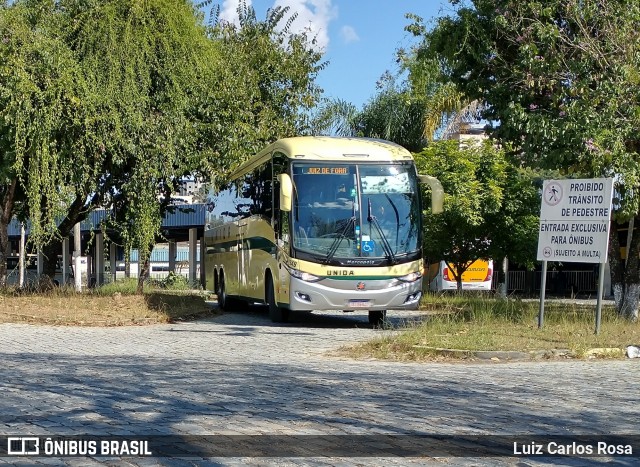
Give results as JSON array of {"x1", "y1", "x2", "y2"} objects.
[
  {"x1": 94, "y1": 278, "x2": 140, "y2": 295},
  {"x1": 149, "y1": 272, "x2": 192, "y2": 290}
]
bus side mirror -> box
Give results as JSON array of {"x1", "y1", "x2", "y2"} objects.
[
  {"x1": 418, "y1": 175, "x2": 444, "y2": 214},
  {"x1": 279, "y1": 173, "x2": 293, "y2": 212}
]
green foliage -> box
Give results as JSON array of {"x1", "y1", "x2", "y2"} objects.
[
  {"x1": 417, "y1": 0, "x2": 640, "y2": 221},
  {"x1": 0, "y1": 0, "x2": 326, "y2": 290},
  {"x1": 401, "y1": 13, "x2": 485, "y2": 142},
  {"x1": 355, "y1": 77, "x2": 428, "y2": 153},
  {"x1": 93, "y1": 278, "x2": 140, "y2": 296},
  {"x1": 204, "y1": 3, "x2": 326, "y2": 177},
  {"x1": 0, "y1": 1, "x2": 81, "y2": 244},
  {"x1": 415, "y1": 140, "x2": 539, "y2": 283},
  {"x1": 62, "y1": 0, "x2": 219, "y2": 273},
  {"x1": 310, "y1": 77, "x2": 428, "y2": 152},
  {"x1": 0, "y1": 0, "x2": 323, "y2": 274},
  {"x1": 412, "y1": 0, "x2": 640, "y2": 317},
  {"x1": 309, "y1": 97, "x2": 359, "y2": 138},
  {"x1": 149, "y1": 271, "x2": 192, "y2": 290},
  {"x1": 485, "y1": 165, "x2": 542, "y2": 269}
]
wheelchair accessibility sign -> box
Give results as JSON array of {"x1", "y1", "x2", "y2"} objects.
[{"x1": 362, "y1": 240, "x2": 375, "y2": 253}]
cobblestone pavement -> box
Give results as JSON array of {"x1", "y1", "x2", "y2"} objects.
[{"x1": 1, "y1": 306, "x2": 639, "y2": 466}]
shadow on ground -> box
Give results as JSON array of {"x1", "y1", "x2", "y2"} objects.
[
  {"x1": 1, "y1": 353, "x2": 638, "y2": 465},
  {"x1": 213, "y1": 302, "x2": 429, "y2": 330}
]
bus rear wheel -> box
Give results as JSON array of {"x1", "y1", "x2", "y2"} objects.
[
  {"x1": 368, "y1": 310, "x2": 387, "y2": 327},
  {"x1": 217, "y1": 274, "x2": 243, "y2": 311},
  {"x1": 267, "y1": 276, "x2": 289, "y2": 323}
]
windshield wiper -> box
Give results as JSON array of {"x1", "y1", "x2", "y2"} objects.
[
  {"x1": 385, "y1": 193, "x2": 400, "y2": 251},
  {"x1": 367, "y1": 198, "x2": 397, "y2": 264},
  {"x1": 324, "y1": 216, "x2": 356, "y2": 265}
]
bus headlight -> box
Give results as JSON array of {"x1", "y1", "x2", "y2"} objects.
[
  {"x1": 290, "y1": 269, "x2": 321, "y2": 282},
  {"x1": 398, "y1": 271, "x2": 422, "y2": 283}
]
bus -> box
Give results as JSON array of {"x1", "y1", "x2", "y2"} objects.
[
  {"x1": 428, "y1": 259, "x2": 494, "y2": 291},
  {"x1": 204, "y1": 136, "x2": 443, "y2": 325}
]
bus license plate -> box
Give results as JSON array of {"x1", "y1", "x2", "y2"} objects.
[{"x1": 349, "y1": 300, "x2": 371, "y2": 308}]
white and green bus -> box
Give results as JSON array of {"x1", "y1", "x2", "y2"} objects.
[{"x1": 204, "y1": 137, "x2": 443, "y2": 325}]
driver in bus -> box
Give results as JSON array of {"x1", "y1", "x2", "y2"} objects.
[{"x1": 299, "y1": 180, "x2": 323, "y2": 207}]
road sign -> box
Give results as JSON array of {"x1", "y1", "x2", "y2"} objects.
[{"x1": 536, "y1": 178, "x2": 613, "y2": 263}]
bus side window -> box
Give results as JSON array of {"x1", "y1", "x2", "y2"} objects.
[
  {"x1": 272, "y1": 152, "x2": 290, "y2": 250},
  {"x1": 279, "y1": 210, "x2": 290, "y2": 250}
]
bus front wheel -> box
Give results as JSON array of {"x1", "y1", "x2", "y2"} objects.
[
  {"x1": 368, "y1": 310, "x2": 386, "y2": 327},
  {"x1": 267, "y1": 276, "x2": 289, "y2": 323}
]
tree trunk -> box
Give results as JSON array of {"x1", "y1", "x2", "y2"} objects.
[
  {"x1": 621, "y1": 216, "x2": 640, "y2": 321},
  {"x1": 42, "y1": 240, "x2": 62, "y2": 279},
  {"x1": 497, "y1": 256, "x2": 508, "y2": 297},
  {"x1": 610, "y1": 217, "x2": 640, "y2": 321},
  {"x1": 446, "y1": 261, "x2": 464, "y2": 292},
  {"x1": 42, "y1": 195, "x2": 88, "y2": 279},
  {"x1": 620, "y1": 284, "x2": 640, "y2": 321},
  {"x1": 608, "y1": 221, "x2": 624, "y2": 311},
  {"x1": 0, "y1": 179, "x2": 18, "y2": 288},
  {"x1": 451, "y1": 260, "x2": 472, "y2": 293},
  {"x1": 136, "y1": 256, "x2": 150, "y2": 294},
  {"x1": 0, "y1": 221, "x2": 10, "y2": 288}
]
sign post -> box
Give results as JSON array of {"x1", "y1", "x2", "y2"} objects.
[
  {"x1": 538, "y1": 260, "x2": 548, "y2": 328},
  {"x1": 536, "y1": 178, "x2": 614, "y2": 334}
]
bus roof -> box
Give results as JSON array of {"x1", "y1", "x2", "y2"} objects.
[{"x1": 229, "y1": 136, "x2": 414, "y2": 180}]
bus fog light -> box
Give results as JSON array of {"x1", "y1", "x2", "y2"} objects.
[
  {"x1": 404, "y1": 292, "x2": 421, "y2": 303},
  {"x1": 295, "y1": 292, "x2": 312, "y2": 302}
]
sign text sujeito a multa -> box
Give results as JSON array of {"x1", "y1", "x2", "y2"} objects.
[{"x1": 536, "y1": 178, "x2": 613, "y2": 263}]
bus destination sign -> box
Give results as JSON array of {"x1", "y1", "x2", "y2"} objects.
[
  {"x1": 536, "y1": 178, "x2": 613, "y2": 263},
  {"x1": 302, "y1": 167, "x2": 349, "y2": 175}
]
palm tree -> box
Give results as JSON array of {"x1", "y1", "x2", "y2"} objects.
[
  {"x1": 422, "y1": 82, "x2": 485, "y2": 141},
  {"x1": 309, "y1": 98, "x2": 359, "y2": 137}
]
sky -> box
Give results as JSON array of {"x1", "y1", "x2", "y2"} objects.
[{"x1": 216, "y1": 0, "x2": 454, "y2": 109}]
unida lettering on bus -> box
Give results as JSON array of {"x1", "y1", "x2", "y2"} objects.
[{"x1": 326, "y1": 270, "x2": 355, "y2": 276}]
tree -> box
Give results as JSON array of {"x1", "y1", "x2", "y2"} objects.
[
  {"x1": 309, "y1": 97, "x2": 359, "y2": 138},
  {"x1": 0, "y1": 0, "x2": 82, "y2": 286},
  {"x1": 0, "y1": 0, "x2": 224, "y2": 292},
  {"x1": 414, "y1": 139, "x2": 535, "y2": 290},
  {"x1": 413, "y1": 0, "x2": 640, "y2": 319},
  {"x1": 310, "y1": 18, "x2": 483, "y2": 149},
  {"x1": 401, "y1": 14, "x2": 485, "y2": 142},
  {"x1": 36, "y1": 0, "x2": 221, "y2": 293},
  {"x1": 1, "y1": 0, "x2": 326, "y2": 293},
  {"x1": 355, "y1": 75, "x2": 428, "y2": 153},
  {"x1": 202, "y1": 3, "x2": 326, "y2": 177},
  {"x1": 310, "y1": 76, "x2": 428, "y2": 152},
  {"x1": 484, "y1": 165, "x2": 544, "y2": 282}
]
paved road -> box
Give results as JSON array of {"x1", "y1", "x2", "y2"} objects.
[{"x1": 1, "y1": 305, "x2": 639, "y2": 466}]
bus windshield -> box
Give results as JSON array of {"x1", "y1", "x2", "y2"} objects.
[{"x1": 291, "y1": 162, "x2": 420, "y2": 262}]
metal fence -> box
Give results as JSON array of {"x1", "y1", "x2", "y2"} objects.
[{"x1": 493, "y1": 270, "x2": 598, "y2": 295}]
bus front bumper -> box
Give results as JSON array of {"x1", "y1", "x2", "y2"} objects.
[{"x1": 288, "y1": 277, "x2": 422, "y2": 311}]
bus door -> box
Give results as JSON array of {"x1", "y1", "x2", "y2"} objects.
[
  {"x1": 237, "y1": 221, "x2": 249, "y2": 291},
  {"x1": 273, "y1": 154, "x2": 292, "y2": 304}
]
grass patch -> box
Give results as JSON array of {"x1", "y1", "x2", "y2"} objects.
[
  {"x1": 92, "y1": 278, "x2": 140, "y2": 296},
  {"x1": 343, "y1": 294, "x2": 640, "y2": 361},
  {"x1": 0, "y1": 280, "x2": 217, "y2": 326}
]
